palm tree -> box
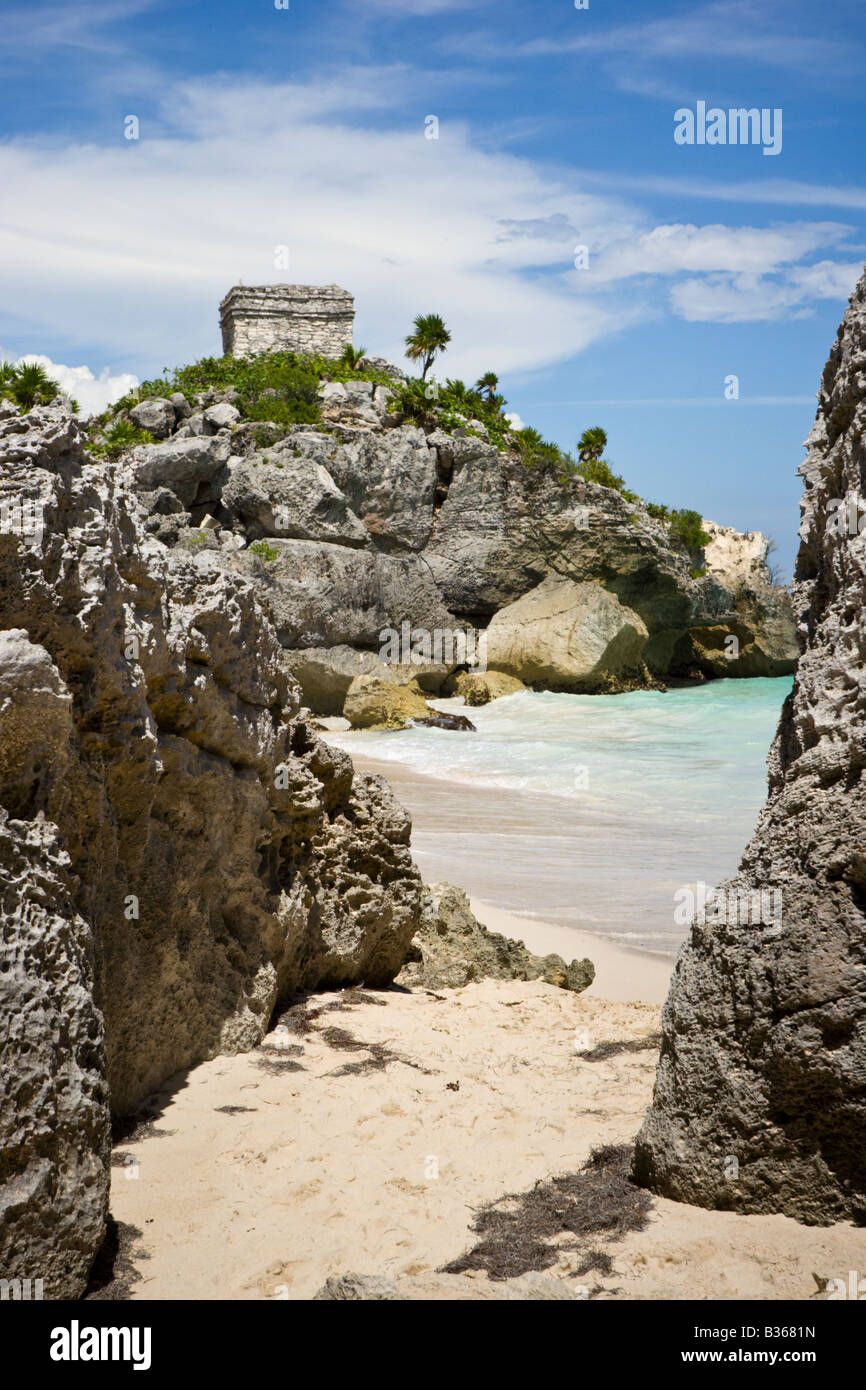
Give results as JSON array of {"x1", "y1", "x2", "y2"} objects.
[
  {"x1": 339, "y1": 344, "x2": 367, "y2": 371},
  {"x1": 12, "y1": 362, "x2": 59, "y2": 410},
  {"x1": 577, "y1": 426, "x2": 607, "y2": 463},
  {"x1": 404, "y1": 313, "x2": 451, "y2": 381},
  {"x1": 0, "y1": 361, "x2": 17, "y2": 401},
  {"x1": 474, "y1": 371, "x2": 499, "y2": 402}
]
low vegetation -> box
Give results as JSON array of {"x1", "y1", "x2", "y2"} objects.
[
  {"x1": 84, "y1": 310, "x2": 715, "y2": 561},
  {"x1": 0, "y1": 359, "x2": 78, "y2": 413}
]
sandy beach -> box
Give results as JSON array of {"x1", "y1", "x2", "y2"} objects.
[
  {"x1": 102, "y1": 758, "x2": 860, "y2": 1303},
  {"x1": 107, "y1": 963, "x2": 862, "y2": 1301}
]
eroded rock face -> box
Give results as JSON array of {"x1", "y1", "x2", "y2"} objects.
[
  {"x1": 634, "y1": 269, "x2": 866, "y2": 1226},
  {"x1": 0, "y1": 815, "x2": 110, "y2": 1301},
  {"x1": 0, "y1": 402, "x2": 422, "y2": 1292},
  {"x1": 122, "y1": 388, "x2": 796, "y2": 711}
]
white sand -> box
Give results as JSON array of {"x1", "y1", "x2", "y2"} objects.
[
  {"x1": 105, "y1": 742, "x2": 859, "y2": 1302},
  {"x1": 471, "y1": 898, "x2": 673, "y2": 1004},
  {"x1": 110, "y1": 979, "x2": 862, "y2": 1301}
]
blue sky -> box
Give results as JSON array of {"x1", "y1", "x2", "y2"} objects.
[{"x1": 1, "y1": 0, "x2": 864, "y2": 575}]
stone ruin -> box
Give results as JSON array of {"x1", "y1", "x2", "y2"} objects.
[{"x1": 219, "y1": 284, "x2": 355, "y2": 359}]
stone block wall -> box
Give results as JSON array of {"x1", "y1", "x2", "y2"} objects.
[{"x1": 219, "y1": 284, "x2": 355, "y2": 358}]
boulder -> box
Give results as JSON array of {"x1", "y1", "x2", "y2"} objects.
[
  {"x1": 414, "y1": 712, "x2": 476, "y2": 731},
  {"x1": 445, "y1": 669, "x2": 526, "y2": 706},
  {"x1": 129, "y1": 397, "x2": 175, "y2": 440},
  {"x1": 485, "y1": 575, "x2": 649, "y2": 691},
  {"x1": 281, "y1": 644, "x2": 449, "y2": 716},
  {"x1": 634, "y1": 265, "x2": 866, "y2": 1225},
  {"x1": 343, "y1": 675, "x2": 431, "y2": 730},
  {"x1": 203, "y1": 402, "x2": 241, "y2": 433},
  {"x1": 323, "y1": 425, "x2": 438, "y2": 551},
  {"x1": 397, "y1": 883, "x2": 594, "y2": 992}
]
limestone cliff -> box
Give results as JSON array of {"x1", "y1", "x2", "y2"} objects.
[
  {"x1": 0, "y1": 402, "x2": 421, "y2": 1295},
  {"x1": 112, "y1": 379, "x2": 796, "y2": 709},
  {"x1": 634, "y1": 268, "x2": 866, "y2": 1225}
]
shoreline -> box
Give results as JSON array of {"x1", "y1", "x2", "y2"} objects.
[
  {"x1": 330, "y1": 738, "x2": 676, "y2": 1004},
  {"x1": 468, "y1": 896, "x2": 674, "y2": 1005}
]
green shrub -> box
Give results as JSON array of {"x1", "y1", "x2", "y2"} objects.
[
  {"x1": 249, "y1": 539, "x2": 280, "y2": 563},
  {"x1": 577, "y1": 457, "x2": 626, "y2": 492},
  {"x1": 645, "y1": 501, "x2": 670, "y2": 521},
  {"x1": 668, "y1": 509, "x2": 711, "y2": 552},
  {"x1": 88, "y1": 420, "x2": 156, "y2": 458}
]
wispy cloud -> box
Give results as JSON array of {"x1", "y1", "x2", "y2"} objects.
[
  {"x1": 0, "y1": 0, "x2": 161, "y2": 57},
  {"x1": 443, "y1": 0, "x2": 858, "y2": 86},
  {"x1": 362, "y1": 0, "x2": 493, "y2": 12}
]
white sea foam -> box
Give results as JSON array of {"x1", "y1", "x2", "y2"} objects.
[{"x1": 329, "y1": 678, "x2": 793, "y2": 958}]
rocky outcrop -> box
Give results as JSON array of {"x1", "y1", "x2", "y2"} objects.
[
  {"x1": 0, "y1": 401, "x2": 422, "y2": 1293},
  {"x1": 397, "y1": 883, "x2": 594, "y2": 993},
  {"x1": 228, "y1": 539, "x2": 455, "y2": 651},
  {"x1": 0, "y1": 813, "x2": 110, "y2": 1301},
  {"x1": 119, "y1": 377, "x2": 796, "y2": 713},
  {"x1": 634, "y1": 268, "x2": 866, "y2": 1226},
  {"x1": 486, "y1": 576, "x2": 651, "y2": 692}
]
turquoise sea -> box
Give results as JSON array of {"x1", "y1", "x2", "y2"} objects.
[{"x1": 329, "y1": 677, "x2": 794, "y2": 958}]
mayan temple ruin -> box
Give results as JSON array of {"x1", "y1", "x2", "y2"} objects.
[{"x1": 218, "y1": 284, "x2": 355, "y2": 358}]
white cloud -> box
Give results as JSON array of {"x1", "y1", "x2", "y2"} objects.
[
  {"x1": 504, "y1": 411, "x2": 526, "y2": 432},
  {"x1": 7, "y1": 353, "x2": 138, "y2": 416},
  {"x1": 671, "y1": 260, "x2": 863, "y2": 323},
  {"x1": 0, "y1": 71, "x2": 642, "y2": 380},
  {"x1": 0, "y1": 69, "x2": 858, "y2": 375},
  {"x1": 595, "y1": 221, "x2": 849, "y2": 281}
]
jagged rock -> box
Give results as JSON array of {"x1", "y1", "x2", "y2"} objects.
[
  {"x1": 130, "y1": 434, "x2": 231, "y2": 507},
  {"x1": 702, "y1": 520, "x2": 773, "y2": 592},
  {"x1": 343, "y1": 675, "x2": 431, "y2": 730},
  {"x1": 0, "y1": 402, "x2": 422, "y2": 1294},
  {"x1": 322, "y1": 425, "x2": 437, "y2": 551},
  {"x1": 397, "y1": 883, "x2": 594, "y2": 992},
  {"x1": 0, "y1": 815, "x2": 110, "y2": 1301},
  {"x1": 445, "y1": 669, "x2": 526, "y2": 705},
  {"x1": 486, "y1": 575, "x2": 649, "y2": 692},
  {"x1": 281, "y1": 644, "x2": 449, "y2": 716},
  {"x1": 129, "y1": 397, "x2": 175, "y2": 439},
  {"x1": 222, "y1": 449, "x2": 368, "y2": 547},
  {"x1": 357, "y1": 355, "x2": 406, "y2": 380},
  {"x1": 634, "y1": 266, "x2": 866, "y2": 1226},
  {"x1": 227, "y1": 539, "x2": 456, "y2": 649}
]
